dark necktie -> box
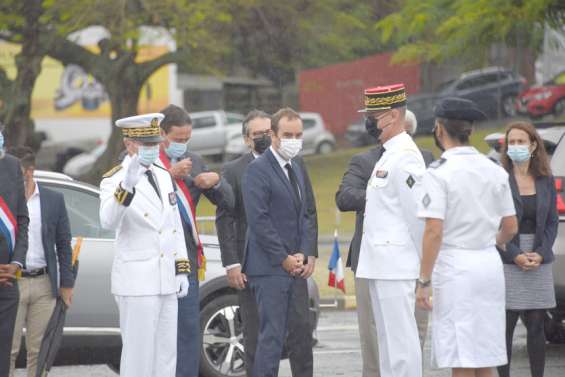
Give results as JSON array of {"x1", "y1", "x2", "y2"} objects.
[
  {"x1": 145, "y1": 170, "x2": 161, "y2": 199},
  {"x1": 284, "y1": 163, "x2": 301, "y2": 205}
]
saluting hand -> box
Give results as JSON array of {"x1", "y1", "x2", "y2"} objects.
[
  {"x1": 416, "y1": 286, "x2": 433, "y2": 311},
  {"x1": 122, "y1": 155, "x2": 147, "y2": 192}
]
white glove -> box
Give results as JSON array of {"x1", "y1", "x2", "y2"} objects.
[
  {"x1": 176, "y1": 275, "x2": 189, "y2": 298},
  {"x1": 122, "y1": 155, "x2": 147, "y2": 192}
]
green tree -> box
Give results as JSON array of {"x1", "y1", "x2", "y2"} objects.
[{"x1": 377, "y1": 0, "x2": 565, "y2": 69}]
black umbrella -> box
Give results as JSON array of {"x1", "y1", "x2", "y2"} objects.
[{"x1": 35, "y1": 238, "x2": 83, "y2": 377}]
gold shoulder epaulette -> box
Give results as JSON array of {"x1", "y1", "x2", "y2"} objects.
[{"x1": 102, "y1": 165, "x2": 123, "y2": 178}]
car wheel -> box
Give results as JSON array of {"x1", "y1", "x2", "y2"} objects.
[
  {"x1": 200, "y1": 294, "x2": 246, "y2": 377},
  {"x1": 544, "y1": 310, "x2": 565, "y2": 344},
  {"x1": 316, "y1": 141, "x2": 334, "y2": 155},
  {"x1": 553, "y1": 98, "x2": 565, "y2": 117},
  {"x1": 501, "y1": 95, "x2": 518, "y2": 117}
]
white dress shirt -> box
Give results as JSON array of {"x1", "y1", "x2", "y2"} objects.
[{"x1": 26, "y1": 181, "x2": 47, "y2": 270}]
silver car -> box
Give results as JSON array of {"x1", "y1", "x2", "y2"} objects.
[{"x1": 15, "y1": 171, "x2": 320, "y2": 376}]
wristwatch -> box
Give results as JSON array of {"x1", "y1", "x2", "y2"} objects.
[{"x1": 417, "y1": 278, "x2": 431, "y2": 288}]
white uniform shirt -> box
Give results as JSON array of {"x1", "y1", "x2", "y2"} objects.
[
  {"x1": 26, "y1": 181, "x2": 47, "y2": 270},
  {"x1": 356, "y1": 132, "x2": 426, "y2": 280},
  {"x1": 417, "y1": 146, "x2": 516, "y2": 250}
]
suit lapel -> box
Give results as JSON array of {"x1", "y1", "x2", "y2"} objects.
[
  {"x1": 266, "y1": 150, "x2": 301, "y2": 212},
  {"x1": 37, "y1": 185, "x2": 50, "y2": 260},
  {"x1": 534, "y1": 177, "x2": 545, "y2": 232},
  {"x1": 509, "y1": 172, "x2": 522, "y2": 218}
]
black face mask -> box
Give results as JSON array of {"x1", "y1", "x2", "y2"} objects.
[
  {"x1": 433, "y1": 126, "x2": 445, "y2": 152},
  {"x1": 365, "y1": 116, "x2": 382, "y2": 140},
  {"x1": 252, "y1": 134, "x2": 271, "y2": 154}
]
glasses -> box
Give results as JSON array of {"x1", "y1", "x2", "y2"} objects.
[{"x1": 250, "y1": 130, "x2": 271, "y2": 138}]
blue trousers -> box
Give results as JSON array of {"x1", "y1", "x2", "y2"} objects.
[{"x1": 176, "y1": 276, "x2": 200, "y2": 377}]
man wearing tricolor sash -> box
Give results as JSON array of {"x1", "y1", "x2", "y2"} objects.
[
  {"x1": 0, "y1": 128, "x2": 29, "y2": 377},
  {"x1": 157, "y1": 105, "x2": 233, "y2": 377}
]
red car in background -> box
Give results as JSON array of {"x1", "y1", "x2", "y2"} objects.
[{"x1": 517, "y1": 71, "x2": 565, "y2": 118}]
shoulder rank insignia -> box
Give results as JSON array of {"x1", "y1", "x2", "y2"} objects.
[
  {"x1": 429, "y1": 158, "x2": 447, "y2": 169},
  {"x1": 375, "y1": 170, "x2": 388, "y2": 178},
  {"x1": 102, "y1": 165, "x2": 122, "y2": 178}
]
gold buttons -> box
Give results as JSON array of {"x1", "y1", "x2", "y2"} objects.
[
  {"x1": 173, "y1": 252, "x2": 177, "y2": 256},
  {"x1": 160, "y1": 252, "x2": 164, "y2": 257},
  {"x1": 144, "y1": 213, "x2": 149, "y2": 217},
  {"x1": 173, "y1": 230, "x2": 177, "y2": 234}
]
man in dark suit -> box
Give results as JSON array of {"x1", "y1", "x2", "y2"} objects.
[
  {"x1": 216, "y1": 110, "x2": 317, "y2": 376},
  {"x1": 8, "y1": 147, "x2": 74, "y2": 377},
  {"x1": 157, "y1": 104, "x2": 234, "y2": 377},
  {"x1": 0, "y1": 130, "x2": 29, "y2": 377},
  {"x1": 242, "y1": 108, "x2": 315, "y2": 377}
]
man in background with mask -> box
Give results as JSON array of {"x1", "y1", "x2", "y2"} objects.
[
  {"x1": 0, "y1": 127, "x2": 29, "y2": 377},
  {"x1": 156, "y1": 104, "x2": 233, "y2": 377},
  {"x1": 99, "y1": 113, "x2": 190, "y2": 377},
  {"x1": 216, "y1": 110, "x2": 317, "y2": 376},
  {"x1": 241, "y1": 108, "x2": 316, "y2": 377},
  {"x1": 356, "y1": 84, "x2": 425, "y2": 377}
]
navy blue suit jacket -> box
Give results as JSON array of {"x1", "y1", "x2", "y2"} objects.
[
  {"x1": 502, "y1": 174, "x2": 559, "y2": 264},
  {"x1": 38, "y1": 185, "x2": 74, "y2": 297},
  {"x1": 242, "y1": 149, "x2": 312, "y2": 277}
]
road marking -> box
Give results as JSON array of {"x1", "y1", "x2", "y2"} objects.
[
  {"x1": 316, "y1": 325, "x2": 358, "y2": 332},
  {"x1": 313, "y1": 349, "x2": 361, "y2": 355}
]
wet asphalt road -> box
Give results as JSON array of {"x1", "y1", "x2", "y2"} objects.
[{"x1": 14, "y1": 310, "x2": 565, "y2": 377}]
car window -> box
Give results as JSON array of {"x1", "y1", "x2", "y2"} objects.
[
  {"x1": 40, "y1": 182, "x2": 115, "y2": 239},
  {"x1": 456, "y1": 76, "x2": 486, "y2": 91},
  {"x1": 303, "y1": 118, "x2": 316, "y2": 130},
  {"x1": 191, "y1": 116, "x2": 217, "y2": 129},
  {"x1": 226, "y1": 113, "x2": 244, "y2": 124}
]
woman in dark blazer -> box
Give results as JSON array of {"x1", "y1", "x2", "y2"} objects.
[{"x1": 497, "y1": 122, "x2": 558, "y2": 377}]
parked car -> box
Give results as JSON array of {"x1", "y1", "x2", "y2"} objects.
[
  {"x1": 224, "y1": 112, "x2": 336, "y2": 158},
  {"x1": 409, "y1": 66, "x2": 527, "y2": 134},
  {"x1": 516, "y1": 71, "x2": 565, "y2": 119},
  {"x1": 484, "y1": 121, "x2": 565, "y2": 343},
  {"x1": 15, "y1": 171, "x2": 320, "y2": 376}
]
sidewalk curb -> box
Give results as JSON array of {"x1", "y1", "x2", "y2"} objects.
[{"x1": 320, "y1": 295, "x2": 356, "y2": 310}]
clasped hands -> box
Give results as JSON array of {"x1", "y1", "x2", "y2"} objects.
[
  {"x1": 514, "y1": 252, "x2": 543, "y2": 271},
  {"x1": 283, "y1": 253, "x2": 315, "y2": 278},
  {"x1": 169, "y1": 158, "x2": 220, "y2": 190}
]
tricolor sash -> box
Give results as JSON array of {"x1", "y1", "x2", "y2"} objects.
[
  {"x1": 159, "y1": 151, "x2": 206, "y2": 280},
  {"x1": 0, "y1": 196, "x2": 18, "y2": 257}
]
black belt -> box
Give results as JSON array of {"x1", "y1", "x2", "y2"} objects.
[{"x1": 21, "y1": 267, "x2": 47, "y2": 278}]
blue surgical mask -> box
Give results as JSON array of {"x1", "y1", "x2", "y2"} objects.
[
  {"x1": 165, "y1": 142, "x2": 187, "y2": 159},
  {"x1": 507, "y1": 144, "x2": 531, "y2": 163},
  {"x1": 138, "y1": 145, "x2": 160, "y2": 166}
]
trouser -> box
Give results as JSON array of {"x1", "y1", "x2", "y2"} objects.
[
  {"x1": 368, "y1": 279, "x2": 422, "y2": 377},
  {"x1": 248, "y1": 275, "x2": 313, "y2": 377},
  {"x1": 0, "y1": 284, "x2": 19, "y2": 377},
  {"x1": 238, "y1": 286, "x2": 259, "y2": 376},
  {"x1": 117, "y1": 293, "x2": 178, "y2": 377},
  {"x1": 497, "y1": 309, "x2": 547, "y2": 377},
  {"x1": 10, "y1": 274, "x2": 56, "y2": 377},
  {"x1": 355, "y1": 278, "x2": 429, "y2": 377},
  {"x1": 176, "y1": 276, "x2": 200, "y2": 377}
]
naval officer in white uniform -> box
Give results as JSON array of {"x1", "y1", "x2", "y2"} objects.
[
  {"x1": 99, "y1": 113, "x2": 190, "y2": 377},
  {"x1": 356, "y1": 83, "x2": 426, "y2": 377},
  {"x1": 416, "y1": 98, "x2": 518, "y2": 377}
]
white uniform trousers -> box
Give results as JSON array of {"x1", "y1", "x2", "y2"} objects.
[
  {"x1": 368, "y1": 279, "x2": 422, "y2": 377},
  {"x1": 116, "y1": 294, "x2": 178, "y2": 377}
]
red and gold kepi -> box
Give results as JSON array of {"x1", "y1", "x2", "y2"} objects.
[{"x1": 358, "y1": 83, "x2": 407, "y2": 112}]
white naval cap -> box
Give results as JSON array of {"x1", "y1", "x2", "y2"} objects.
[{"x1": 116, "y1": 113, "x2": 164, "y2": 142}]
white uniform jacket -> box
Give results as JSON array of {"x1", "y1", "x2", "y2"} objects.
[
  {"x1": 356, "y1": 132, "x2": 426, "y2": 280},
  {"x1": 99, "y1": 155, "x2": 188, "y2": 296}
]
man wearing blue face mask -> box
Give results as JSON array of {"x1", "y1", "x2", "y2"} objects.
[
  {"x1": 99, "y1": 113, "x2": 190, "y2": 377},
  {"x1": 156, "y1": 104, "x2": 234, "y2": 377}
]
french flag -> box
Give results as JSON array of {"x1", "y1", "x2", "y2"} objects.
[{"x1": 328, "y1": 230, "x2": 345, "y2": 293}]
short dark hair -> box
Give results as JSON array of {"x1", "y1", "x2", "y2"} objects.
[
  {"x1": 159, "y1": 104, "x2": 192, "y2": 133},
  {"x1": 8, "y1": 146, "x2": 35, "y2": 169},
  {"x1": 436, "y1": 117, "x2": 472, "y2": 144},
  {"x1": 242, "y1": 110, "x2": 271, "y2": 136},
  {"x1": 271, "y1": 107, "x2": 301, "y2": 135}
]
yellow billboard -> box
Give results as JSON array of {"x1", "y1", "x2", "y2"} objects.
[{"x1": 0, "y1": 42, "x2": 172, "y2": 118}]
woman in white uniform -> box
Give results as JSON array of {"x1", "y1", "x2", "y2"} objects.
[{"x1": 416, "y1": 97, "x2": 519, "y2": 377}]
